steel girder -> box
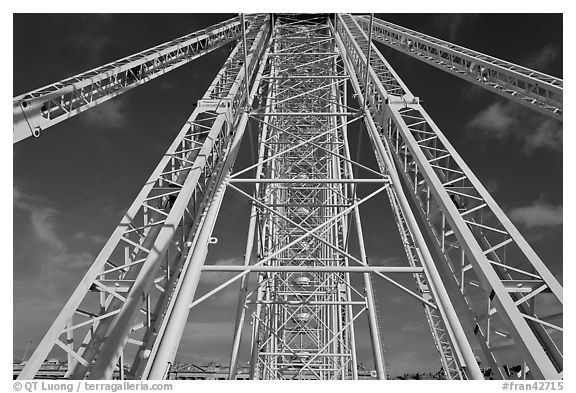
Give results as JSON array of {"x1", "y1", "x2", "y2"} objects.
[
  {"x1": 335, "y1": 14, "x2": 562, "y2": 380},
  {"x1": 354, "y1": 15, "x2": 562, "y2": 121},
  {"x1": 18, "y1": 14, "x2": 271, "y2": 380},
  {"x1": 241, "y1": 16, "x2": 378, "y2": 380},
  {"x1": 384, "y1": 182, "x2": 465, "y2": 380},
  {"x1": 13, "y1": 16, "x2": 251, "y2": 143}
]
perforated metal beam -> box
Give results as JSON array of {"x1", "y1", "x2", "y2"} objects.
[
  {"x1": 354, "y1": 15, "x2": 563, "y2": 121},
  {"x1": 13, "y1": 16, "x2": 251, "y2": 143}
]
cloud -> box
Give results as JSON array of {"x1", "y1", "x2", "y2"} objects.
[
  {"x1": 82, "y1": 97, "x2": 129, "y2": 128},
  {"x1": 158, "y1": 81, "x2": 175, "y2": 91},
  {"x1": 432, "y1": 14, "x2": 478, "y2": 42},
  {"x1": 467, "y1": 102, "x2": 518, "y2": 132},
  {"x1": 45, "y1": 251, "x2": 95, "y2": 272},
  {"x1": 13, "y1": 185, "x2": 102, "y2": 361},
  {"x1": 13, "y1": 185, "x2": 97, "y2": 288},
  {"x1": 14, "y1": 185, "x2": 65, "y2": 252},
  {"x1": 524, "y1": 118, "x2": 563, "y2": 152},
  {"x1": 509, "y1": 201, "x2": 562, "y2": 228},
  {"x1": 466, "y1": 101, "x2": 562, "y2": 154},
  {"x1": 29, "y1": 209, "x2": 66, "y2": 252},
  {"x1": 523, "y1": 44, "x2": 560, "y2": 71},
  {"x1": 73, "y1": 232, "x2": 107, "y2": 246},
  {"x1": 13, "y1": 185, "x2": 22, "y2": 202},
  {"x1": 66, "y1": 14, "x2": 120, "y2": 64},
  {"x1": 483, "y1": 179, "x2": 499, "y2": 194}
]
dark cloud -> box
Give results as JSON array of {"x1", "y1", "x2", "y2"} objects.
[
  {"x1": 82, "y1": 97, "x2": 129, "y2": 128},
  {"x1": 523, "y1": 44, "x2": 560, "y2": 72},
  {"x1": 466, "y1": 101, "x2": 562, "y2": 154},
  {"x1": 65, "y1": 14, "x2": 122, "y2": 64},
  {"x1": 14, "y1": 185, "x2": 65, "y2": 253},
  {"x1": 13, "y1": 185, "x2": 97, "y2": 284},
  {"x1": 157, "y1": 81, "x2": 176, "y2": 91},
  {"x1": 483, "y1": 179, "x2": 499, "y2": 194},
  {"x1": 431, "y1": 14, "x2": 478, "y2": 41}
]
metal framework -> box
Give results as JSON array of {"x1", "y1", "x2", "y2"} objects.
[
  {"x1": 354, "y1": 15, "x2": 563, "y2": 121},
  {"x1": 335, "y1": 14, "x2": 562, "y2": 379},
  {"x1": 13, "y1": 16, "x2": 249, "y2": 143},
  {"x1": 15, "y1": 13, "x2": 562, "y2": 381},
  {"x1": 229, "y1": 16, "x2": 388, "y2": 380}
]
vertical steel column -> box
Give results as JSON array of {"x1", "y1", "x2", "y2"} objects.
[
  {"x1": 249, "y1": 16, "x2": 360, "y2": 379},
  {"x1": 338, "y1": 80, "x2": 359, "y2": 380},
  {"x1": 334, "y1": 50, "x2": 386, "y2": 378},
  {"x1": 385, "y1": 187, "x2": 465, "y2": 379},
  {"x1": 146, "y1": 31, "x2": 271, "y2": 378},
  {"x1": 228, "y1": 36, "x2": 273, "y2": 379},
  {"x1": 342, "y1": 122, "x2": 386, "y2": 379},
  {"x1": 147, "y1": 171, "x2": 229, "y2": 379},
  {"x1": 64, "y1": 319, "x2": 73, "y2": 379}
]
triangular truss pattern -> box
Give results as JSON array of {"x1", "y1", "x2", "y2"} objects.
[{"x1": 15, "y1": 14, "x2": 562, "y2": 381}]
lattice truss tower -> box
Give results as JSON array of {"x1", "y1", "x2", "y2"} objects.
[{"x1": 14, "y1": 14, "x2": 563, "y2": 381}]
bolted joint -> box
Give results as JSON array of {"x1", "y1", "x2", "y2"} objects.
[
  {"x1": 196, "y1": 98, "x2": 234, "y2": 119},
  {"x1": 384, "y1": 94, "x2": 419, "y2": 108}
]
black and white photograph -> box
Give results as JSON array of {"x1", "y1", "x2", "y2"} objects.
[{"x1": 11, "y1": 6, "x2": 566, "y2": 390}]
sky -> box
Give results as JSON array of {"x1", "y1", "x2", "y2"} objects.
[{"x1": 13, "y1": 13, "x2": 563, "y2": 377}]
